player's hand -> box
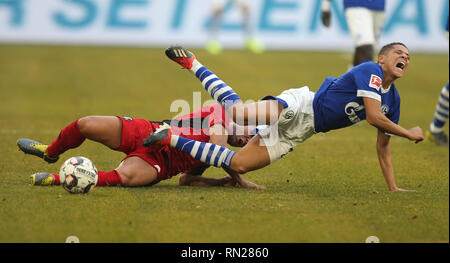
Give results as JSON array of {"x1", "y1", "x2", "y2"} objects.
[
  {"x1": 243, "y1": 181, "x2": 266, "y2": 189},
  {"x1": 227, "y1": 175, "x2": 265, "y2": 189},
  {"x1": 407, "y1": 126, "x2": 424, "y2": 143},
  {"x1": 253, "y1": 184, "x2": 266, "y2": 190},
  {"x1": 238, "y1": 178, "x2": 265, "y2": 189},
  {"x1": 321, "y1": 11, "x2": 331, "y2": 27}
]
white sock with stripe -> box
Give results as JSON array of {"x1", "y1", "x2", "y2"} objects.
[
  {"x1": 169, "y1": 135, "x2": 235, "y2": 169},
  {"x1": 189, "y1": 60, "x2": 242, "y2": 110},
  {"x1": 430, "y1": 83, "x2": 449, "y2": 133}
]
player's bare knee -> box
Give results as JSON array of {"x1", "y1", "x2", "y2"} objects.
[
  {"x1": 115, "y1": 168, "x2": 133, "y2": 187},
  {"x1": 234, "y1": 166, "x2": 249, "y2": 174},
  {"x1": 77, "y1": 116, "x2": 96, "y2": 136},
  {"x1": 230, "y1": 160, "x2": 249, "y2": 174}
]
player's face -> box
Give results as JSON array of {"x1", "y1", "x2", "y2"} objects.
[
  {"x1": 380, "y1": 45, "x2": 410, "y2": 78},
  {"x1": 228, "y1": 135, "x2": 252, "y2": 147}
]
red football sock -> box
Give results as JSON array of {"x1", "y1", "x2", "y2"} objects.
[
  {"x1": 52, "y1": 171, "x2": 122, "y2": 186},
  {"x1": 96, "y1": 170, "x2": 123, "y2": 186},
  {"x1": 51, "y1": 173, "x2": 60, "y2": 185},
  {"x1": 46, "y1": 120, "x2": 85, "y2": 158}
]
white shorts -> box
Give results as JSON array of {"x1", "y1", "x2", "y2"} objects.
[
  {"x1": 345, "y1": 7, "x2": 385, "y2": 47},
  {"x1": 258, "y1": 87, "x2": 316, "y2": 163},
  {"x1": 211, "y1": 0, "x2": 247, "y2": 10}
]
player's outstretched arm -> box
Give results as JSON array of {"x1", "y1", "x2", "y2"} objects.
[
  {"x1": 376, "y1": 130, "x2": 415, "y2": 192},
  {"x1": 178, "y1": 173, "x2": 232, "y2": 187},
  {"x1": 363, "y1": 97, "x2": 424, "y2": 143},
  {"x1": 223, "y1": 168, "x2": 265, "y2": 189},
  {"x1": 178, "y1": 172, "x2": 264, "y2": 189}
]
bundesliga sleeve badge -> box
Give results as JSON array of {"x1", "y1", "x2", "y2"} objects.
[{"x1": 369, "y1": 74, "x2": 382, "y2": 91}]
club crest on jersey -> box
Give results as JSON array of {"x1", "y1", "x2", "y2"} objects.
[
  {"x1": 284, "y1": 110, "x2": 294, "y2": 119},
  {"x1": 381, "y1": 105, "x2": 389, "y2": 115},
  {"x1": 123, "y1": 117, "x2": 133, "y2": 121},
  {"x1": 369, "y1": 74, "x2": 382, "y2": 91}
]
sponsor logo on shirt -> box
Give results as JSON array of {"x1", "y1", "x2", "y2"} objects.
[
  {"x1": 345, "y1": 102, "x2": 365, "y2": 124},
  {"x1": 369, "y1": 74, "x2": 382, "y2": 91}
]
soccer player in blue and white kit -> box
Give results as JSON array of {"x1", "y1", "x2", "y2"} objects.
[
  {"x1": 426, "y1": 16, "x2": 449, "y2": 146},
  {"x1": 321, "y1": 0, "x2": 385, "y2": 67},
  {"x1": 144, "y1": 43, "x2": 424, "y2": 191}
]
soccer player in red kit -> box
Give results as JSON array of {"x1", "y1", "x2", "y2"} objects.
[{"x1": 17, "y1": 104, "x2": 262, "y2": 189}]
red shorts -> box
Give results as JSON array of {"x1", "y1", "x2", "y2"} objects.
[{"x1": 117, "y1": 116, "x2": 169, "y2": 183}]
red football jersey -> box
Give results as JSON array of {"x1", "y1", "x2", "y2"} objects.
[{"x1": 163, "y1": 104, "x2": 230, "y2": 176}]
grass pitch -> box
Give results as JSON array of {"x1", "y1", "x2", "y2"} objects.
[{"x1": 0, "y1": 45, "x2": 448, "y2": 243}]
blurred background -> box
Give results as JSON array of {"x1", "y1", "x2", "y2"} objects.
[{"x1": 0, "y1": 0, "x2": 448, "y2": 52}]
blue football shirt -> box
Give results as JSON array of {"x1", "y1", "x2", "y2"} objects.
[
  {"x1": 344, "y1": 0, "x2": 385, "y2": 11},
  {"x1": 446, "y1": 15, "x2": 449, "y2": 32},
  {"x1": 313, "y1": 62, "x2": 401, "y2": 133}
]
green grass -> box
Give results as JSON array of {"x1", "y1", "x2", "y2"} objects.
[{"x1": 0, "y1": 45, "x2": 448, "y2": 243}]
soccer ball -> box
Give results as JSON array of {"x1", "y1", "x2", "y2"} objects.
[{"x1": 59, "y1": 156, "x2": 98, "y2": 194}]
